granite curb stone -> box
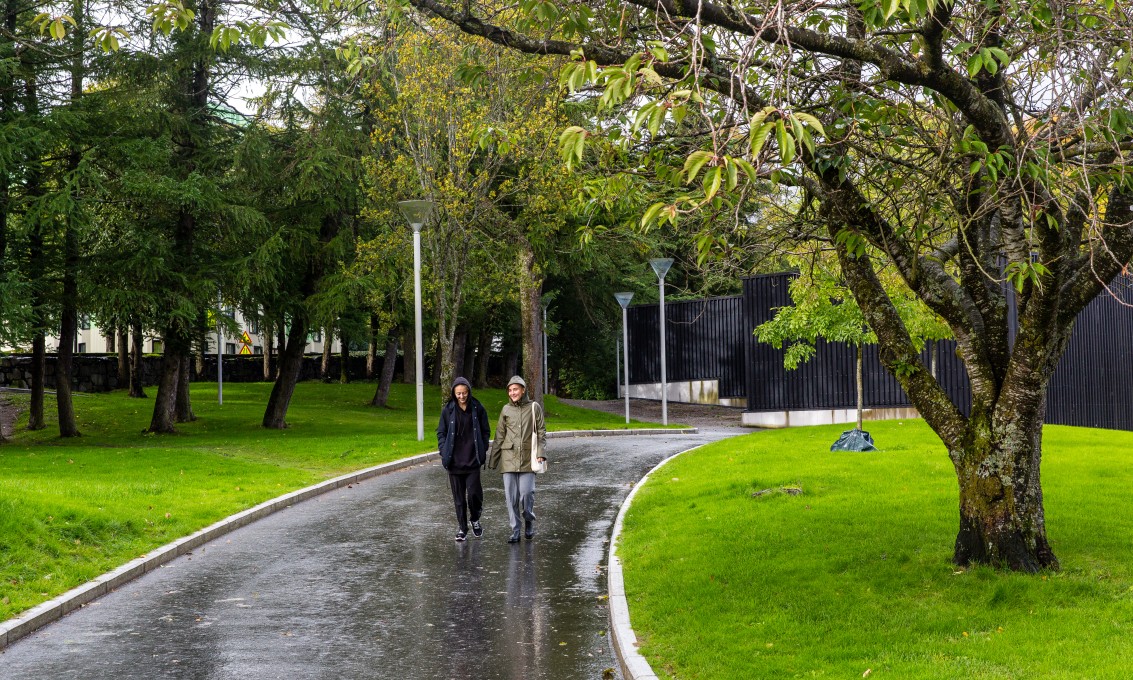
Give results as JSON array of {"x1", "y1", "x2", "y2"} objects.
[
  {"x1": 607, "y1": 441, "x2": 712, "y2": 680},
  {"x1": 0, "y1": 426, "x2": 698, "y2": 650},
  {"x1": 547, "y1": 428, "x2": 697, "y2": 438}
]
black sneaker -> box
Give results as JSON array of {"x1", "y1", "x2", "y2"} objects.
[
  {"x1": 471, "y1": 521, "x2": 483, "y2": 538},
  {"x1": 524, "y1": 519, "x2": 534, "y2": 539},
  {"x1": 507, "y1": 530, "x2": 520, "y2": 544},
  {"x1": 455, "y1": 530, "x2": 466, "y2": 542}
]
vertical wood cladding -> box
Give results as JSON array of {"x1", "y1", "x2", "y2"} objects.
[{"x1": 625, "y1": 271, "x2": 1133, "y2": 430}]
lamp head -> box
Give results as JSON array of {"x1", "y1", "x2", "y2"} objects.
[
  {"x1": 398, "y1": 199, "x2": 434, "y2": 233},
  {"x1": 614, "y1": 292, "x2": 635, "y2": 309},
  {"x1": 649, "y1": 257, "x2": 674, "y2": 280}
]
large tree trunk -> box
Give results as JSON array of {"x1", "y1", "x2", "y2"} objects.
[
  {"x1": 834, "y1": 228, "x2": 1063, "y2": 573},
  {"x1": 148, "y1": 340, "x2": 180, "y2": 433},
  {"x1": 371, "y1": 334, "x2": 398, "y2": 407},
  {"x1": 474, "y1": 330, "x2": 491, "y2": 388},
  {"x1": 176, "y1": 355, "x2": 196, "y2": 423},
  {"x1": 129, "y1": 321, "x2": 146, "y2": 398},
  {"x1": 401, "y1": 328, "x2": 415, "y2": 384},
  {"x1": 451, "y1": 327, "x2": 467, "y2": 380},
  {"x1": 263, "y1": 314, "x2": 273, "y2": 380},
  {"x1": 437, "y1": 333, "x2": 454, "y2": 391},
  {"x1": 276, "y1": 320, "x2": 286, "y2": 379},
  {"x1": 320, "y1": 327, "x2": 332, "y2": 380},
  {"x1": 339, "y1": 324, "x2": 350, "y2": 383},
  {"x1": 195, "y1": 314, "x2": 207, "y2": 375},
  {"x1": 366, "y1": 314, "x2": 378, "y2": 379},
  {"x1": 264, "y1": 212, "x2": 346, "y2": 427},
  {"x1": 432, "y1": 336, "x2": 443, "y2": 386},
  {"x1": 117, "y1": 327, "x2": 129, "y2": 386},
  {"x1": 462, "y1": 330, "x2": 476, "y2": 382},
  {"x1": 951, "y1": 391, "x2": 1058, "y2": 571},
  {"x1": 150, "y1": 293, "x2": 192, "y2": 431},
  {"x1": 518, "y1": 240, "x2": 544, "y2": 406},
  {"x1": 28, "y1": 334, "x2": 45, "y2": 430},
  {"x1": 504, "y1": 349, "x2": 518, "y2": 380},
  {"x1": 263, "y1": 316, "x2": 310, "y2": 429},
  {"x1": 56, "y1": 308, "x2": 80, "y2": 437}
]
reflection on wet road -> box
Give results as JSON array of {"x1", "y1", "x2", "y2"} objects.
[{"x1": 0, "y1": 430, "x2": 740, "y2": 679}]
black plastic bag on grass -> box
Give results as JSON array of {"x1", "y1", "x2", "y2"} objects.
[{"x1": 830, "y1": 428, "x2": 877, "y2": 452}]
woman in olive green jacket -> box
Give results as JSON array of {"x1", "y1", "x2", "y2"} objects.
[{"x1": 487, "y1": 375, "x2": 547, "y2": 543}]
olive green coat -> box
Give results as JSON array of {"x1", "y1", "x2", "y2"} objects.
[{"x1": 487, "y1": 395, "x2": 547, "y2": 473}]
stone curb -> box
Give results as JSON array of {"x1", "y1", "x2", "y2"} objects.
[
  {"x1": 607, "y1": 441, "x2": 713, "y2": 680},
  {"x1": 0, "y1": 426, "x2": 698, "y2": 651},
  {"x1": 548, "y1": 428, "x2": 698, "y2": 438}
]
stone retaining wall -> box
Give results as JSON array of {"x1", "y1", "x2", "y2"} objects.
[{"x1": 0, "y1": 355, "x2": 389, "y2": 393}]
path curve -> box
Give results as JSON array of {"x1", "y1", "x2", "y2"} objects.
[{"x1": 0, "y1": 429, "x2": 741, "y2": 679}]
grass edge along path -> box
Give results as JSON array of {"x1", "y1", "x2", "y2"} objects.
[
  {"x1": 617, "y1": 420, "x2": 1133, "y2": 680},
  {"x1": 0, "y1": 381, "x2": 672, "y2": 623}
]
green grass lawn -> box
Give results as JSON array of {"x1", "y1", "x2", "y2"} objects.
[
  {"x1": 618, "y1": 420, "x2": 1133, "y2": 679},
  {"x1": 0, "y1": 380, "x2": 654, "y2": 622}
]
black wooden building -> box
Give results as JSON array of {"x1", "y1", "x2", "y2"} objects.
[{"x1": 624, "y1": 272, "x2": 1133, "y2": 431}]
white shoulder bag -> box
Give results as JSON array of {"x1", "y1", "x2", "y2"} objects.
[{"x1": 530, "y1": 403, "x2": 546, "y2": 474}]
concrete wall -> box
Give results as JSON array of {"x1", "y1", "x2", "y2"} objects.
[
  {"x1": 742, "y1": 407, "x2": 920, "y2": 429},
  {"x1": 619, "y1": 379, "x2": 748, "y2": 409}
]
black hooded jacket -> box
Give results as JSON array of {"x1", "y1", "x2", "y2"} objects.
[{"x1": 436, "y1": 377, "x2": 490, "y2": 471}]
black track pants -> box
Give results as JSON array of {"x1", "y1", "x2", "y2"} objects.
[{"x1": 448, "y1": 468, "x2": 483, "y2": 532}]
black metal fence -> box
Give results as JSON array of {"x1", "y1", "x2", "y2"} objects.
[
  {"x1": 626, "y1": 295, "x2": 748, "y2": 399},
  {"x1": 1044, "y1": 274, "x2": 1133, "y2": 429},
  {"x1": 625, "y1": 271, "x2": 1133, "y2": 431}
]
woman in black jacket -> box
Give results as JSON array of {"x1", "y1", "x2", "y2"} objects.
[{"x1": 436, "y1": 377, "x2": 491, "y2": 541}]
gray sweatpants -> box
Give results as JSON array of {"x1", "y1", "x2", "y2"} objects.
[{"x1": 502, "y1": 472, "x2": 536, "y2": 534}]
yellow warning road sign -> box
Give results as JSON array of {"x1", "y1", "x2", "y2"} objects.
[
  {"x1": 241, "y1": 330, "x2": 252, "y2": 345},
  {"x1": 239, "y1": 344, "x2": 252, "y2": 355}
]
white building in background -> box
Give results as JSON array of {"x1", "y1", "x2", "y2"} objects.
[{"x1": 37, "y1": 308, "x2": 341, "y2": 356}]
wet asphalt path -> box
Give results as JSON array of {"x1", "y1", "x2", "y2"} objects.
[{"x1": 0, "y1": 429, "x2": 742, "y2": 680}]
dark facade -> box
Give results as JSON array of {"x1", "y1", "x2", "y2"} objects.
[
  {"x1": 627, "y1": 295, "x2": 748, "y2": 400},
  {"x1": 625, "y1": 271, "x2": 1133, "y2": 431}
]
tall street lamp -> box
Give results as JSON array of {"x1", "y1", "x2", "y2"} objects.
[
  {"x1": 649, "y1": 258, "x2": 674, "y2": 426},
  {"x1": 614, "y1": 292, "x2": 634, "y2": 424},
  {"x1": 217, "y1": 291, "x2": 224, "y2": 406},
  {"x1": 399, "y1": 199, "x2": 433, "y2": 442}
]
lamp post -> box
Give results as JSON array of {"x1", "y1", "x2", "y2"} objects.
[
  {"x1": 614, "y1": 292, "x2": 634, "y2": 424},
  {"x1": 399, "y1": 199, "x2": 434, "y2": 442},
  {"x1": 649, "y1": 258, "x2": 673, "y2": 426},
  {"x1": 217, "y1": 291, "x2": 224, "y2": 406},
  {"x1": 542, "y1": 302, "x2": 549, "y2": 396}
]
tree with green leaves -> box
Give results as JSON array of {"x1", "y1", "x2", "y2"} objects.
[
  {"x1": 356, "y1": 18, "x2": 578, "y2": 400},
  {"x1": 757, "y1": 256, "x2": 951, "y2": 430},
  {"x1": 1, "y1": 0, "x2": 110, "y2": 437},
  {"x1": 226, "y1": 0, "x2": 372, "y2": 428},
  {"x1": 411, "y1": 0, "x2": 1133, "y2": 571}
]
